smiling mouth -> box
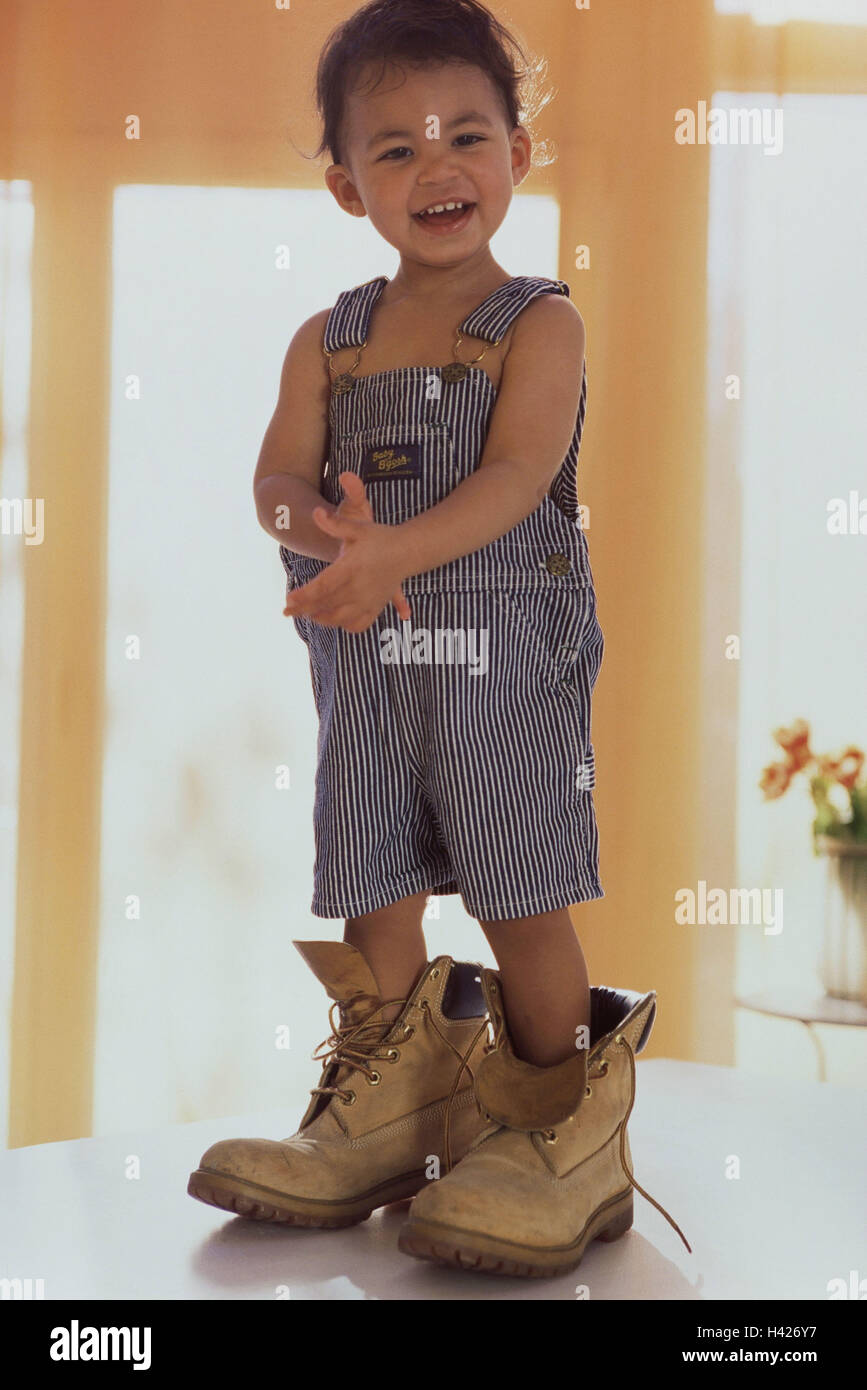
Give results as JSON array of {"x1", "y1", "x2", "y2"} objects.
[{"x1": 413, "y1": 200, "x2": 476, "y2": 229}]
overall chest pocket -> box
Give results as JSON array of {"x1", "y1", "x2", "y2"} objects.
[{"x1": 332, "y1": 420, "x2": 459, "y2": 525}]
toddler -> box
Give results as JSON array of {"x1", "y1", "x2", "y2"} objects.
[{"x1": 188, "y1": 0, "x2": 688, "y2": 1279}]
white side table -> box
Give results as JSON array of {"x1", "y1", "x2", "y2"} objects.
[{"x1": 735, "y1": 990, "x2": 867, "y2": 1081}]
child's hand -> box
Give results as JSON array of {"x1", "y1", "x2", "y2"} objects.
[
  {"x1": 331, "y1": 470, "x2": 376, "y2": 526},
  {"x1": 283, "y1": 472, "x2": 412, "y2": 630}
]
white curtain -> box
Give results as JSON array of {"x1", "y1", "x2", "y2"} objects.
[{"x1": 707, "y1": 94, "x2": 867, "y2": 1061}]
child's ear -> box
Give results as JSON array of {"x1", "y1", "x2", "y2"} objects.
[
  {"x1": 324, "y1": 164, "x2": 367, "y2": 218},
  {"x1": 509, "y1": 126, "x2": 533, "y2": 188}
]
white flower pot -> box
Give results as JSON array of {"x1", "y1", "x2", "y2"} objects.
[{"x1": 816, "y1": 835, "x2": 867, "y2": 1004}]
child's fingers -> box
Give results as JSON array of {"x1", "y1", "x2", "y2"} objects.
[
  {"x1": 306, "y1": 605, "x2": 376, "y2": 632},
  {"x1": 312, "y1": 505, "x2": 363, "y2": 536},
  {"x1": 338, "y1": 474, "x2": 374, "y2": 518},
  {"x1": 311, "y1": 505, "x2": 338, "y2": 534},
  {"x1": 339, "y1": 471, "x2": 368, "y2": 501},
  {"x1": 392, "y1": 589, "x2": 412, "y2": 622},
  {"x1": 284, "y1": 575, "x2": 339, "y2": 614},
  {"x1": 338, "y1": 501, "x2": 374, "y2": 524}
]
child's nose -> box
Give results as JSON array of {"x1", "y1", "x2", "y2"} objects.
[{"x1": 417, "y1": 145, "x2": 463, "y2": 179}]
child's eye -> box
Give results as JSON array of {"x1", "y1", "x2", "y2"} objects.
[
  {"x1": 454, "y1": 134, "x2": 485, "y2": 146},
  {"x1": 379, "y1": 146, "x2": 412, "y2": 161}
]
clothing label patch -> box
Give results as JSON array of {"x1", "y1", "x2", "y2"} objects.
[{"x1": 360, "y1": 442, "x2": 421, "y2": 482}]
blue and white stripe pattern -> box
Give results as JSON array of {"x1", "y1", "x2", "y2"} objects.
[
  {"x1": 279, "y1": 275, "x2": 605, "y2": 921},
  {"x1": 282, "y1": 275, "x2": 592, "y2": 596}
]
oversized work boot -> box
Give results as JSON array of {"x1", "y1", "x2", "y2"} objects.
[
  {"x1": 187, "y1": 941, "x2": 490, "y2": 1226},
  {"x1": 399, "y1": 968, "x2": 691, "y2": 1277}
]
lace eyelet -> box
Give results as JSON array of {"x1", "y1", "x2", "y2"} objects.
[
  {"x1": 367, "y1": 1071, "x2": 381, "y2": 1085},
  {"x1": 542, "y1": 1129, "x2": 558, "y2": 1143},
  {"x1": 341, "y1": 1090, "x2": 356, "y2": 1105},
  {"x1": 385, "y1": 1048, "x2": 400, "y2": 1063},
  {"x1": 597, "y1": 1059, "x2": 610, "y2": 1076},
  {"x1": 585, "y1": 1084, "x2": 592, "y2": 1098},
  {"x1": 403, "y1": 1025, "x2": 415, "y2": 1040},
  {"x1": 420, "y1": 1000, "x2": 430, "y2": 1012},
  {"x1": 430, "y1": 967, "x2": 440, "y2": 980}
]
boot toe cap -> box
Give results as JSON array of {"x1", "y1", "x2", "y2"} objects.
[
  {"x1": 197, "y1": 1134, "x2": 350, "y2": 1201},
  {"x1": 412, "y1": 1154, "x2": 526, "y2": 1225},
  {"x1": 409, "y1": 1150, "x2": 567, "y2": 1248},
  {"x1": 198, "y1": 1137, "x2": 293, "y2": 1187}
]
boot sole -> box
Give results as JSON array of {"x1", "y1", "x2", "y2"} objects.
[
  {"x1": 398, "y1": 1189, "x2": 634, "y2": 1278},
  {"x1": 187, "y1": 1166, "x2": 428, "y2": 1227}
]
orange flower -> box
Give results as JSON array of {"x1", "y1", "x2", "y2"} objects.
[
  {"x1": 773, "y1": 718, "x2": 812, "y2": 772},
  {"x1": 820, "y1": 745, "x2": 865, "y2": 791},
  {"x1": 759, "y1": 761, "x2": 792, "y2": 800}
]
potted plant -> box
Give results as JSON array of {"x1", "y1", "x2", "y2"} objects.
[{"x1": 760, "y1": 719, "x2": 867, "y2": 1002}]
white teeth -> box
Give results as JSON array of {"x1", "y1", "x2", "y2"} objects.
[{"x1": 420, "y1": 200, "x2": 466, "y2": 215}]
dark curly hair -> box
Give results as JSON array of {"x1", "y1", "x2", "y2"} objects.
[{"x1": 312, "y1": 0, "x2": 553, "y2": 168}]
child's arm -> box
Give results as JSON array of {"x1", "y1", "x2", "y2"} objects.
[
  {"x1": 253, "y1": 310, "x2": 342, "y2": 564},
  {"x1": 284, "y1": 295, "x2": 586, "y2": 631},
  {"x1": 391, "y1": 294, "x2": 586, "y2": 578}
]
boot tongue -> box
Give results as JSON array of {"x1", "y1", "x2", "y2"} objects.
[
  {"x1": 293, "y1": 940, "x2": 386, "y2": 1029},
  {"x1": 476, "y1": 967, "x2": 589, "y2": 1129}
]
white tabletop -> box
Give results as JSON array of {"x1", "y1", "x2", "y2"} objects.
[{"x1": 2, "y1": 1059, "x2": 863, "y2": 1301}]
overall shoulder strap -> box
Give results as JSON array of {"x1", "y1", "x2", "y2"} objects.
[
  {"x1": 459, "y1": 276, "x2": 571, "y2": 344},
  {"x1": 322, "y1": 276, "x2": 389, "y2": 353}
]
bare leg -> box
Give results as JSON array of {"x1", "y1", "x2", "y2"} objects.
[
  {"x1": 345, "y1": 890, "x2": 430, "y2": 1023},
  {"x1": 478, "y1": 908, "x2": 591, "y2": 1066}
]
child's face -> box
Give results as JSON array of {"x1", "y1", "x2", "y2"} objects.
[{"x1": 326, "y1": 61, "x2": 531, "y2": 268}]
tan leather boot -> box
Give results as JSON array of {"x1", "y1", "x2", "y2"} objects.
[
  {"x1": 187, "y1": 942, "x2": 490, "y2": 1226},
  {"x1": 398, "y1": 968, "x2": 691, "y2": 1276}
]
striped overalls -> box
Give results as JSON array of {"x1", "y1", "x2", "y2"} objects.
[{"x1": 279, "y1": 274, "x2": 605, "y2": 922}]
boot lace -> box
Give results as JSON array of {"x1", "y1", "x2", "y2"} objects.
[
  {"x1": 561, "y1": 1035, "x2": 691, "y2": 1253},
  {"x1": 612, "y1": 1034, "x2": 692, "y2": 1252},
  {"x1": 311, "y1": 992, "x2": 489, "y2": 1176},
  {"x1": 309, "y1": 993, "x2": 409, "y2": 1100}
]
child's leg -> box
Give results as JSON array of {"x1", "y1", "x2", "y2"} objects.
[
  {"x1": 398, "y1": 922, "x2": 684, "y2": 1276},
  {"x1": 478, "y1": 909, "x2": 590, "y2": 1066},
  {"x1": 344, "y1": 890, "x2": 430, "y2": 1023}
]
